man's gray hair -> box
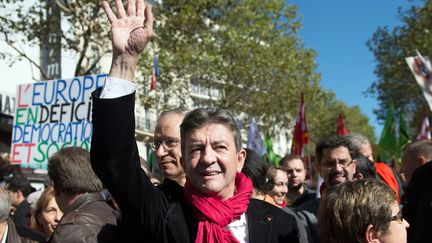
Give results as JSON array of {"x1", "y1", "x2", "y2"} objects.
[
  {"x1": 158, "y1": 107, "x2": 188, "y2": 122},
  {"x1": 345, "y1": 133, "x2": 371, "y2": 157},
  {"x1": 180, "y1": 107, "x2": 242, "y2": 154},
  {"x1": 0, "y1": 189, "x2": 11, "y2": 222}
]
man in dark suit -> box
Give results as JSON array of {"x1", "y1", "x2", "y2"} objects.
[
  {"x1": 401, "y1": 140, "x2": 432, "y2": 243},
  {"x1": 5, "y1": 175, "x2": 35, "y2": 226},
  {"x1": 296, "y1": 134, "x2": 357, "y2": 243},
  {"x1": 91, "y1": 1, "x2": 299, "y2": 242}
]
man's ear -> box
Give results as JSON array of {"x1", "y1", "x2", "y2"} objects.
[
  {"x1": 354, "y1": 173, "x2": 364, "y2": 181},
  {"x1": 365, "y1": 224, "x2": 380, "y2": 243},
  {"x1": 17, "y1": 190, "x2": 24, "y2": 199},
  {"x1": 237, "y1": 148, "x2": 246, "y2": 172},
  {"x1": 417, "y1": 156, "x2": 427, "y2": 166}
]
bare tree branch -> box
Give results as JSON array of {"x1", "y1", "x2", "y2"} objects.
[{"x1": 1, "y1": 28, "x2": 48, "y2": 80}]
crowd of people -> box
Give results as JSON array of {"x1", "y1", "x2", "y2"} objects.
[{"x1": 0, "y1": 0, "x2": 430, "y2": 242}]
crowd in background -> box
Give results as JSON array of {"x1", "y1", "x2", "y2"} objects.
[
  {"x1": 0, "y1": 131, "x2": 429, "y2": 243},
  {"x1": 0, "y1": 0, "x2": 430, "y2": 242}
]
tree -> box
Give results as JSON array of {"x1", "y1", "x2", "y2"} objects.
[
  {"x1": 307, "y1": 89, "x2": 375, "y2": 146},
  {"x1": 141, "y1": 0, "x2": 323, "y2": 133},
  {"x1": 0, "y1": 0, "x2": 111, "y2": 80},
  {"x1": 1, "y1": 0, "x2": 375, "y2": 153},
  {"x1": 367, "y1": 0, "x2": 432, "y2": 137}
]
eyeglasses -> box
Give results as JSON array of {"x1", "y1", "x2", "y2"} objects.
[
  {"x1": 389, "y1": 210, "x2": 404, "y2": 224},
  {"x1": 321, "y1": 159, "x2": 353, "y2": 169},
  {"x1": 150, "y1": 138, "x2": 180, "y2": 151}
]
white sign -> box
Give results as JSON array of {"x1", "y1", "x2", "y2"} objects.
[
  {"x1": 406, "y1": 51, "x2": 432, "y2": 111},
  {"x1": 10, "y1": 74, "x2": 106, "y2": 168}
]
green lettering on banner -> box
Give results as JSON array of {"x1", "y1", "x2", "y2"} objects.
[
  {"x1": 13, "y1": 74, "x2": 106, "y2": 167},
  {"x1": 35, "y1": 142, "x2": 48, "y2": 163},
  {"x1": 61, "y1": 141, "x2": 72, "y2": 148},
  {"x1": 80, "y1": 140, "x2": 89, "y2": 151},
  {"x1": 28, "y1": 107, "x2": 39, "y2": 124},
  {"x1": 15, "y1": 108, "x2": 26, "y2": 125},
  {"x1": 46, "y1": 143, "x2": 59, "y2": 159}
]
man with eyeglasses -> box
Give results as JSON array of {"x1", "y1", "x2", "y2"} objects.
[
  {"x1": 151, "y1": 107, "x2": 188, "y2": 187},
  {"x1": 345, "y1": 133, "x2": 403, "y2": 201},
  {"x1": 296, "y1": 134, "x2": 357, "y2": 243}
]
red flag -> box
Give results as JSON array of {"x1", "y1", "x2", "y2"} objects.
[
  {"x1": 150, "y1": 69, "x2": 156, "y2": 91},
  {"x1": 150, "y1": 53, "x2": 159, "y2": 91},
  {"x1": 417, "y1": 112, "x2": 431, "y2": 140},
  {"x1": 337, "y1": 114, "x2": 349, "y2": 135},
  {"x1": 291, "y1": 93, "x2": 308, "y2": 156}
]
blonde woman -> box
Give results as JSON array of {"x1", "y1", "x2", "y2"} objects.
[{"x1": 30, "y1": 187, "x2": 63, "y2": 239}]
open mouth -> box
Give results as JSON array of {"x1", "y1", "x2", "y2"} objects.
[
  {"x1": 161, "y1": 158, "x2": 176, "y2": 164},
  {"x1": 200, "y1": 171, "x2": 221, "y2": 176}
]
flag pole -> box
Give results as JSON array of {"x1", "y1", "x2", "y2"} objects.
[{"x1": 306, "y1": 143, "x2": 313, "y2": 189}]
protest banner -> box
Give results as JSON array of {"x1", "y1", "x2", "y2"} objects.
[
  {"x1": 406, "y1": 50, "x2": 432, "y2": 111},
  {"x1": 10, "y1": 74, "x2": 107, "y2": 169}
]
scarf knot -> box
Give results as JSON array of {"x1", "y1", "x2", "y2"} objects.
[{"x1": 184, "y1": 172, "x2": 253, "y2": 243}]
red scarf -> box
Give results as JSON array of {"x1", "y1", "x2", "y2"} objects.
[
  {"x1": 276, "y1": 200, "x2": 287, "y2": 208},
  {"x1": 184, "y1": 172, "x2": 253, "y2": 243}
]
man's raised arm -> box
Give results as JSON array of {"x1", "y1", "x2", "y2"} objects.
[{"x1": 102, "y1": 0, "x2": 153, "y2": 81}]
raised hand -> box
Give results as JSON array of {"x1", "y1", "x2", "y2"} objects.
[
  {"x1": 102, "y1": 0, "x2": 153, "y2": 80},
  {"x1": 103, "y1": 0, "x2": 153, "y2": 57}
]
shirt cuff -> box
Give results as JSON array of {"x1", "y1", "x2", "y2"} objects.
[{"x1": 100, "y1": 77, "x2": 137, "y2": 99}]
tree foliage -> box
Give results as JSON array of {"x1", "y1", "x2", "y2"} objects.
[
  {"x1": 307, "y1": 90, "x2": 375, "y2": 146},
  {"x1": 141, "y1": 0, "x2": 375, "y2": 145},
  {"x1": 0, "y1": 0, "x2": 375, "y2": 150},
  {"x1": 367, "y1": 0, "x2": 432, "y2": 138},
  {"x1": 0, "y1": 0, "x2": 111, "y2": 79}
]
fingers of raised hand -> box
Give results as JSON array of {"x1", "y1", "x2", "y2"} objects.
[
  {"x1": 143, "y1": 4, "x2": 153, "y2": 34},
  {"x1": 115, "y1": 0, "x2": 127, "y2": 18},
  {"x1": 102, "y1": 1, "x2": 117, "y2": 24},
  {"x1": 127, "y1": 0, "x2": 137, "y2": 16},
  {"x1": 137, "y1": 0, "x2": 145, "y2": 17},
  {"x1": 104, "y1": 0, "x2": 148, "y2": 24}
]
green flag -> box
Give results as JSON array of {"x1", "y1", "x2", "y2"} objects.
[
  {"x1": 398, "y1": 111, "x2": 410, "y2": 163},
  {"x1": 379, "y1": 105, "x2": 397, "y2": 163},
  {"x1": 263, "y1": 134, "x2": 281, "y2": 166}
]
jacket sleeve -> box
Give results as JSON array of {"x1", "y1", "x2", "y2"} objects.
[
  {"x1": 90, "y1": 89, "x2": 168, "y2": 236},
  {"x1": 50, "y1": 224, "x2": 96, "y2": 243}
]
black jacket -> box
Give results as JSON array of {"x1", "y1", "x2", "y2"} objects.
[
  {"x1": 11, "y1": 200, "x2": 30, "y2": 227},
  {"x1": 91, "y1": 90, "x2": 300, "y2": 243},
  {"x1": 49, "y1": 193, "x2": 118, "y2": 243},
  {"x1": 402, "y1": 161, "x2": 432, "y2": 243}
]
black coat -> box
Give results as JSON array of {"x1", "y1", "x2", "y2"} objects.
[
  {"x1": 402, "y1": 161, "x2": 432, "y2": 243},
  {"x1": 91, "y1": 90, "x2": 299, "y2": 243},
  {"x1": 11, "y1": 200, "x2": 30, "y2": 227}
]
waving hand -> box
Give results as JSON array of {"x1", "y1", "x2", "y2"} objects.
[{"x1": 102, "y1": 0, "x2": 153, "y2": 80}]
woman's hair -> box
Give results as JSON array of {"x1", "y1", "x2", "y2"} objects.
[
  {"x1": 265, "y1": 166, "x2": 286, "y2": 192},
  {"x1": 318, "y1": 179, "x2": 397, "y2": 243},
  {"x1": 30, "y1": 187, "x2": 55, "y2": 234},
  {"x1": 242, "y1": 149, "x2": 269, "y2": 194}
]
